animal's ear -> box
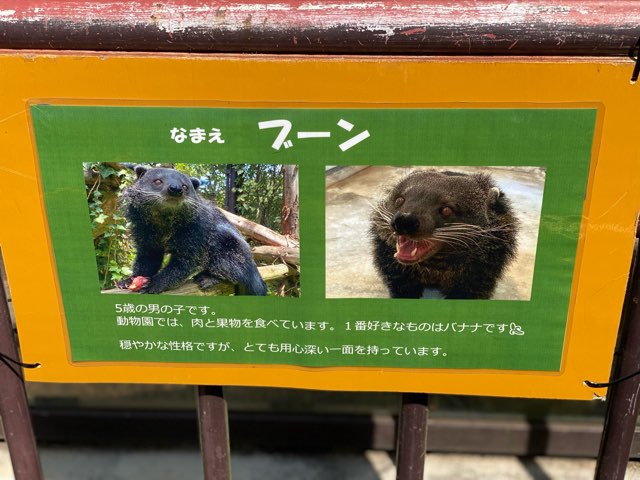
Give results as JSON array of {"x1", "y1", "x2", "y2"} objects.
[
  {"x1": 134, "y1": 166, "x2": 149, "y2": 179},
  {"x1": 191, "y1": 177, "x2": 201, "y2": 190},
  {"x1": 487, "y1": 186, "x2": 501, "y2": 205}
]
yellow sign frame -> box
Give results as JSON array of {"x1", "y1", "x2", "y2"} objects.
[{"x1": 1, "y1": 51, "x2": 638, "y2": 400}]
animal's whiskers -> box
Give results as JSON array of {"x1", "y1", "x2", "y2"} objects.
[{"x1": 433, "y1": 223, "x2": 516, "y2": 246}]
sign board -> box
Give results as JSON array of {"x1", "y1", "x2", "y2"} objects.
[{"x1": 1, "y1": 52, "x2": 638, "y2": 399}]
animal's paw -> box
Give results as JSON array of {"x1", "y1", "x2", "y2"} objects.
[
  {"x1": 138, "y1": 280, "x2": 169, "y2": 294},
  {"x1": 116, "y1": 277, "x2": 133, "y2": 289},
  {"x1": 193, "y1": 272, "x2": 220, "y2": 290}
]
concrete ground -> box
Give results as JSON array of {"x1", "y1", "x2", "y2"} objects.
[
  {"x1": 326, "y1": 166, "x2": 545, "y2": 300},
  {"x1": 2, "y1": 445, "x2": 640, "y2": 480}
]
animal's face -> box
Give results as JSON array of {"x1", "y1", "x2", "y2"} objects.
[
  {"x1": 372, "y1": 171, "x2": 502, "y2": 264},
  {"x1": 134, "y1": 167, "x2": 200, "y2": 200}
]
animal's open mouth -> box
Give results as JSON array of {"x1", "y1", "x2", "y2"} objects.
[{"x1": 394, "y1": 236, "x2": 441, "y2": 264}]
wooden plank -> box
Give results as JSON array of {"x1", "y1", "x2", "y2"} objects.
[
  {"x1": 0, "y1": 1, "x2": 638, "y2": 55},
  {"x1": 14, "y1": 407, "x2": 620, "y2": 456}
]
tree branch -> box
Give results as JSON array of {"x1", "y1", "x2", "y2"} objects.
[
  {"x1": 217, "y1": 207, "x2": 299, "y2": 248},
  {"x1": 103, "y1": 264, "x2": 295, "y2": 296},
  {"x1": 252, "y1": 246, "x2": 300, "y2": 266}
]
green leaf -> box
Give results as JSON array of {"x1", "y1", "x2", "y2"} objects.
[{"x1": 100, "y1": 167, "x2": 117, "y2": 177}]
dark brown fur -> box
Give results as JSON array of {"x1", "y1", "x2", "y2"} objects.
[{"x1": 370, "y1": 170, "x2": 518, "y2": 299}]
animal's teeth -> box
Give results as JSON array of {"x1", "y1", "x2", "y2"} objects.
[{"x1": 411, "y1": 248, "x2": 418, "y2": 256}]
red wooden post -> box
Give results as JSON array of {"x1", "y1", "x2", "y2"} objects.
[
  {"x1": 396, "y1": 393, "x2": 429, "y2": 480},
  {"x1": 197, "y1": 385, "x2": 231, "y2": 480},
  {"x1": 0, "y1": 258, "x2": 43, "y2": 480},
  {"x1": 594, "y1": 221, "x2": 640, "y2": 479}
]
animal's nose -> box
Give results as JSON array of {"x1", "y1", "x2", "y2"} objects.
[
  {"x1": 168, "y1": 184, "x2": 183, "y2": 196},
  {"x1": 392, "y1": 212, "x2": 420, "y2": 235}
]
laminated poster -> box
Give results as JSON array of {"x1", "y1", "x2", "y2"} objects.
[{"x1": 31, "y1": 105, "x2": 596, "y2": 372}]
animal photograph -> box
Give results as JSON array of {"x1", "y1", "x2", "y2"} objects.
[
  {"x1": 85, "y1": 163, "x2": 299, "y2": 297},
  {"x1": 325, "y1": 166, "x2": 545, "y2": 300}
]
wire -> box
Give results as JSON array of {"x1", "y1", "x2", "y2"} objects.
[
  {"x1": 584, "y1": 368, "x2": 640, "y2": 389},
  {"x1": 0, "y1": 351, "x2": 40, "y2": 369}
]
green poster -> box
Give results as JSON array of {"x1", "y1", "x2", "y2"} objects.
[{"x1": 31, "y1": 105, "x2": 595, "y2": 371}]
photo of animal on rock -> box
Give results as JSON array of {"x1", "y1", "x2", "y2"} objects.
[
  {"x1": 370, "y1": 170, "x2": 519, "y2": 299},
  {"x1": 325, "y1": 165, "x2": 544, "y2": 301},
  {"x1": 85, "y1": 163, "x2": 300, "y2": 297}
]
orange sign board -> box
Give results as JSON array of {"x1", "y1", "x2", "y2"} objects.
[{"x1": 0, "y1": 52, "x2": 638, "y2": 399}]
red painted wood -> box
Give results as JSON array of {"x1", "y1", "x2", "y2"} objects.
[
  {"x1": 1, "y1": 1, "x2": 638, "y2": 30},
  {"x1": 0, "y1": 1, "x2": 637, "y2": 57}
]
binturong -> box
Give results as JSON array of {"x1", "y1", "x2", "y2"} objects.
[
  {"x1": 370, "y1": 170, "x2": 518, "y2": 299},
  {"x1": 116, "y1": 166, "x2": 268, "y2": 295}
]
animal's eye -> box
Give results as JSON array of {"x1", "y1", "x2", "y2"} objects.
[
  {"x1": 394, "y1": 196, "x2": 404, "y2": 208},
  {"x1": 153, "y1": 179, "x2": 162, "y2": 185},
  {"x1": 440, "y1": 206, "x2": 454, "y2": 218}
]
